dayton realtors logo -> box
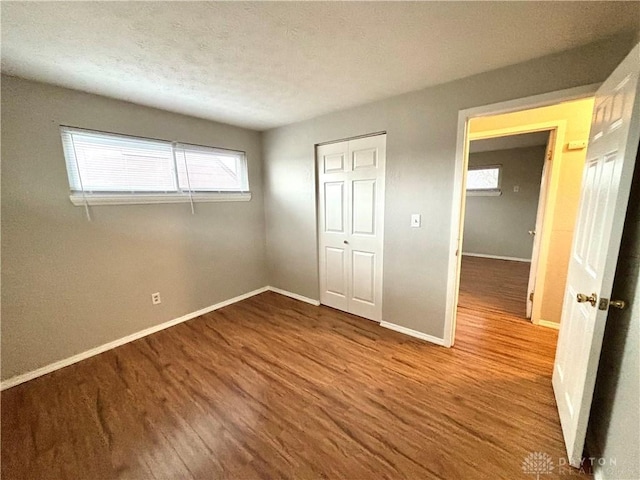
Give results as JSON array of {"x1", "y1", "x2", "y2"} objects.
[
  {"x1": 522, "y1": 452, "x2": 555, "y2": 479},
  {"x1": 522, "y1": 451, "x2": 619, "y2": 477}
]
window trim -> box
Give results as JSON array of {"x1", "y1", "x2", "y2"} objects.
[
  {"x1": 466, "y1": 164, "x2": 502, "y2": 196},
  {"x1": 60, "y1": 126, "x2": 251, "y2": 206}
]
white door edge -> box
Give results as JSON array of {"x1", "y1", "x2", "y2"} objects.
[{"x1": 527, "y1": 129, "x2": 555, "y2": 319}]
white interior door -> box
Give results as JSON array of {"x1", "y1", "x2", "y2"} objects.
[
  {"x1": 527, "y1": 130, "x2": 554, "y2": 319},
  {"x1": 553, "y1": 43, "x2": 640, "y2": 467},
  {"x1": 317, "y1": 134, "x2": 386, "y2": 322}
]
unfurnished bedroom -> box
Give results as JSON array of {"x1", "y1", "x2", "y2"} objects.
[{"x1": 1, "y1": 2, "x2": 639, "y2": 479}]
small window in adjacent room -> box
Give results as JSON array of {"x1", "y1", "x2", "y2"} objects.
[
  {"x1": 60, "y1": 127, "x2": 251, "y2": 206},
  {"x1": 466, "y1": 165, "x2": 501, "y2": 196}
]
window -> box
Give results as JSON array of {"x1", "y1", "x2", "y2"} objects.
[
  {"x1": 466, "y1": 165, "x2": 501, "y2": 196},
  {"x1": 60, "y1": 127, "x2": 250, "y2": 205}
]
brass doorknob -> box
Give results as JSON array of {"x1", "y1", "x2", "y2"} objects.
[
  {"x1": 577, "y1": 292, "x2": 598, "y2": 307},
  {"x1": 610, "y1": 300, "x2": 626, "y2": 310}
]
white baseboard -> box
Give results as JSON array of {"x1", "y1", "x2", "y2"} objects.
[
  {"x1": 2, "y1": 286, "x2": 444, "y2": 390},
  {"x1": 0, "y1": 286, "x2": 269, "y2": 391},
  {"x1": 462, "y1": 252, "x2": 531, "y2": 263},
  {"x1": 538, "y1": 319, "x2": 560, "y2": 330},
  {"x1": 267, "y1": 289, "x2": 449, "y2": 351},
  {"x1": 380, "y1": 321, "x2": 448, "y2": 347},
  {"x1": 267, "y1": 286, "x2": 321, "y2": 306}
]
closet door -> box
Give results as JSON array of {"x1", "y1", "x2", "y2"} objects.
[{"x1": 317, "y1": 134, "x2": 386, "y2": 321}]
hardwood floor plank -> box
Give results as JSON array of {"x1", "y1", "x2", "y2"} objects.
[{"x1": 2, "y1": 260, "x2": 586, "y2": 479}]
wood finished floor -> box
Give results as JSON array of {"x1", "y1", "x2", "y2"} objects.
[
  {"x1": 458, "y1": 255, "x2": 532, "y2": 318},
  {"x1": 2, "y1": 259, "x2": 585, "y2": 479}
]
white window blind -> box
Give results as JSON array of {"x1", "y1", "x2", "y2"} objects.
[
  {"x1": 61, "y1": 129, "x2": 176, "y2": 193},
  {"x1": 466, "y1": 165, "x2": 501, "y2": 195},
  {"x1": 60, "y1": 127, "x2": 250, "y2": 207},
  {"x1": 174, "y1": 143, "x2": 248, "y2": 192}
]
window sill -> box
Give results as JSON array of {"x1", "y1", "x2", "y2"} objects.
[
  {"x1": 69, "y1": 192, "x2": 252, "y2": 206},
  {"x1": 466, "y1": 190, "x2": 502, "y2": 197}
]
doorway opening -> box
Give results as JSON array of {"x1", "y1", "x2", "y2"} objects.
[
  {"x1": 446, "y1": 44, "x2": 640, "y2": 470},
  {"x1": 458, "y1": 131, "x2": 552, "y2": 322},
  {"x1": 446, "y1": 90, "x2": 597, "y2": 348}
]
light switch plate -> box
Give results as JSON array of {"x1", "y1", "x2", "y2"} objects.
[{"x1": 411, "y1": 214, "x2": 421, "y2": 228}]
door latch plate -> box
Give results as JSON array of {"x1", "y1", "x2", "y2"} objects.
[{"x1": 598, "y1": 298, "x2": 609, "y2": 311}]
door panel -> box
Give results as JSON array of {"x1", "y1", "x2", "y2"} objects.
[
  {"x1": 325, "y1": 247, "x2": 347, "y2": 296},
  {"x1": 352, "y1": 147, "x2": 377, "y2": 169},
  {"x1": 318, "y1": 134, "x2": 386, "y2": 321},
  {"x1": 351, "y1": 250, "x2": 375, "y2": 304},
  {"x1": 586, "y1": 154, "x2": 616, "y2": 273},
  {"x1": 324, "y1": 182, "x2": 345, "y2": 233},
  {"x1": 576, "y1": 159, "x2": 598, "y2": 262},
  {"x1": 318, "y1": 141, "x2": 351, "y2": 312},
  {"x1": 553, "y1": 43, "x2": 640, "y2": 467},
  {"x1": 352, "y1": 180, "x2": 376, "y2": 235},
  {"x1": 324, "y1": 152, "x2": 346, "y2": 173}
]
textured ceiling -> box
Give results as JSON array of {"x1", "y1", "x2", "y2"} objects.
[{"x1": 2, "y1": 2, "x2": 639, "y2": 131}]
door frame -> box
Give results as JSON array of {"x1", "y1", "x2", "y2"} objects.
[
  {"x1": 315, "y1": 132, "x2": 387, "y2": 320},
  {"x1": 444, "y1": 84, "x2": 599, "y2": 347}
]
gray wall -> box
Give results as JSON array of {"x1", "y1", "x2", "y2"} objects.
[
  {"x1": 588, "y1": 149, "x2": 640, "y2": 479},
  {"x1": 1, "y1": 76, "x2": 267, "y2": 380},
  {"x1": 262, "y1": 34, "x2": 637, "y2": 338},
  {"x1": 463, "y1": 146, "x2": 546, "y2": 260}
]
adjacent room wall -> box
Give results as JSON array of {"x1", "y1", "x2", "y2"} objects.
[
  {"x1": 1, "y1": 76, "x2": 268, "y2": 381},
  {"x1": 463, "y1": 145, "x2": 546, "y2": 260},
  {"x1": 262, "y1": 34, "x2": 636, "y2": 338},
  {"x1": 588, "y1": 149, "x2": 640, "y2": 480},
  {"x1": 469, "y1": 98, "x2": 595, "y2": 325}
]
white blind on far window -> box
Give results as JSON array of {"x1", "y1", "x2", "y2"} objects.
[
  {"x1": 466, "y1": 166, "x2": 500, "y2": 191},
  {"x1": 174, "y1": 143, "x2": 249, "y2": 192},
  {"x1": 60, "y1": 127, "x2": 249, "y2": 195}
]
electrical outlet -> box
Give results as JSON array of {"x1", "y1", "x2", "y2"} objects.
[
  {"x1": 151, "y1": 292, "x2": 161, "y2": 305},
  {"x1": 513, "y1": 185, "x2": 520, "y2": 192}
]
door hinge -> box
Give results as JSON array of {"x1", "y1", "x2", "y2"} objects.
[{"x1": 529, "y1": 292, "x2": 534, "y2": 302}]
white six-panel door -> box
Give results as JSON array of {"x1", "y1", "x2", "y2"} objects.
[
  {"x1": 553, "y1": 43, "x2": 640, "y2": 467},
  {"x1": 317, "y1": 134, "x2": 386, "y2": 322}
]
